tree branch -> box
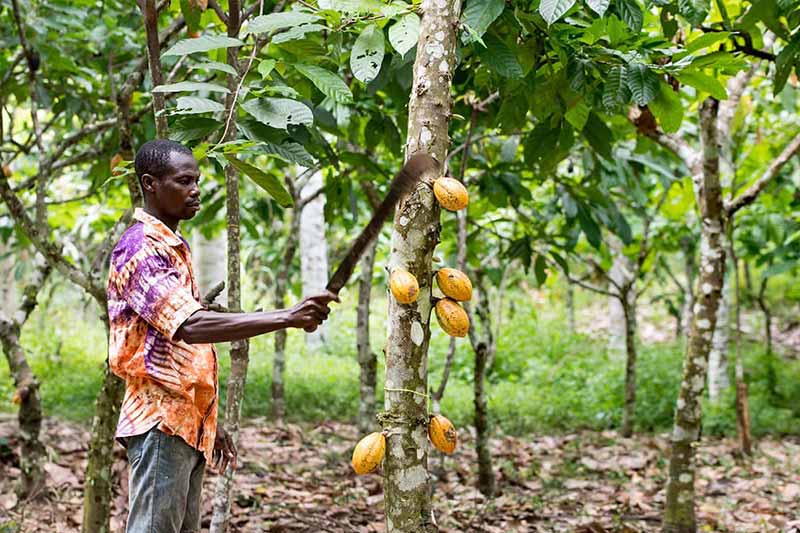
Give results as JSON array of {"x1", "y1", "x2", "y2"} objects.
[
  {"x1": 142, "y1": 0, "x2": 169, "y2": 137},
  {"x1": 725, "y1": 132, "x2": 800, "y2": 216}
]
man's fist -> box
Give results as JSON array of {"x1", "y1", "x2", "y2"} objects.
[{"x1": 287, "y1": 291, "x2": 339, "y2": 332}]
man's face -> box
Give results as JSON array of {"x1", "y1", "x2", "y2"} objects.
[{"x1": 142, "y1": 151, "x2": 201, "y2": 221}]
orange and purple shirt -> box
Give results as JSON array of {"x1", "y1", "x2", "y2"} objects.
[{"x1": 108, "y1": 208, "x2": 217, "y2": 464}]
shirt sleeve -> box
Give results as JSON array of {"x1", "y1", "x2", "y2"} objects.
[{"x1": 117, "y1": 249, "x2": 202, "y2": 340}]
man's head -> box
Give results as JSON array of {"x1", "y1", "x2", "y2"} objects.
[{"x1": 134, "y1": 139, "x2": 201, "y2": 224}]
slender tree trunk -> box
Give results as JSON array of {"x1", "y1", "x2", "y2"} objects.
[
  {"x1": 0, "y1": 263, "x2": 49, "y2": 499},
  {"x1": 729, "y1": 251, "x2": 751, "y2": 456},
  {"x1": 299, "y1": 169, "x2": 328, "y2": 349},
  {"x1": 608, "y1": 244, "x2": 634, "y2": 359},
  {"x1": 708, "y1": 273, "x2": 731, "y2": 402},
  {"x1": 474, "y1": 340, "x2": 494, "y2": 497},
  {"x1": 621, "y1": 293, "x2": 638, "y2": 437},
  {"x1": 210, "y1": 3, "x2": 247, "y2": 530},
  {"x1": 566, "y1": 281, "x2": 575, "y2": 334},
  {"x1": 357, "y1": 237, "x2": 379, "y2": 434},
  {"x1": 82, "y1": 316, "x2": 125, "y2": 533},
  {"x1": 141, "y1": 0, "x2": 168, "y2": 137},
  {"x1": 272, "y1": 209, "x2": 300, "y2": 423},
  {"x1": 680, "y1": 238, "x2": 696, "y2": 336},
  {"x1": 382, "y1": 2, "x2": 459, "y2": 530},
  {"x1": 663, "y1": 98, "x2": 726, "y2": 533},
  {"x1": 757, "y1": 278, "x2": 776, "y2": 397}
]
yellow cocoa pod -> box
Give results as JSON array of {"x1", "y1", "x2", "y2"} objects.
[
  {"x1": 436, "y1": 268, "x2": 472, "y2": 301},
  {"x1": 433, "y1": 177, "x2": 469, "y2": 211},
  {"x1": 389, "y1": 269, "x2": 419, "y2": 304},
  {"x1": 351, "y1": 432, "x2": 386, "y2": 475},
  {"x1": 435, "y1": 298, "x2": 469, "y2": 337},
  {"x1": 428, "y1": 414, "x2": 458, "y2": 454},
  {"x1": 11, "y1": 390, "x2": 21, "y2": 405},
  {"x1": 1, "y1": 164, "x2": 11, "y2": 178}
]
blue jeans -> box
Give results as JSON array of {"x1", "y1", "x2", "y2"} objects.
[{"x1": 125, "y1": 427, "x2": 206, "y2": 533}]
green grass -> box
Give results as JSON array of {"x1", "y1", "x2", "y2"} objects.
[{"x1": 2, "y1": 284, "x2": 799, "y2": 438}]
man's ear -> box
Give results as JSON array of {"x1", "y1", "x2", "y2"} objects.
[{"x1": 141, "y1": 174, "x2": 157, "y2": 194}]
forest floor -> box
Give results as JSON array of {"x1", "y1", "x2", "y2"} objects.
[{"x1": 0, "y1": 416, "x2": 798, "y2": 532}]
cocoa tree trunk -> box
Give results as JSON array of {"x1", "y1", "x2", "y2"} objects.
[
  {"x1": 0, "y1": 262, "x2": 50, "y2": 499},
  {"x1": 272, "y1": 206, "x2": 300, "y2": 423},
  {"x1": 356, "y1": 236, "x2": 379, "y2": 434},
  {"x1": 621, "y1": 292, "x2": 638, "y2": 438},
  {"x1": 662, "y1": 98, "x2": 726, "y2": 533},
  {"x1": 299, "y1": 169, "x2": 328, "y2": 349},
  {"x1": 141, "y1": 0, "x2": 168, "y2": 137},
  {"x1": 382, "y1": 1, "x2": 460, "y2": 530},
  {"x1": 708, "y1": 273, "x2": 731, "y2": 402},
  {"x1": 473, "y1": 339, "x2": 494, "y2": 498},
  {"x1": 679, "y1": 237, "x2": 696, "y2": 335},
  {"x1": 757, "y1": 277, "x2": 776, "y2": 398},
  {"x1": 210, "y1": 2, "x2": 248, "y2": 530},
  {"x1": 729, "y1": 246, "x2": 751, "y2": 455}
]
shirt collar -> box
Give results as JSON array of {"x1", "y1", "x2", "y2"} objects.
[{"x1": 133, "y1": 208, "x2": 185, "y2": 248}]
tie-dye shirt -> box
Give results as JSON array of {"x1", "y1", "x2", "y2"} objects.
[{"x1": 108, "y1": 208, "x2": 217, "y2": 464}]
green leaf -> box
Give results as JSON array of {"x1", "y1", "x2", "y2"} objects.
[
  {"x1": 550, "y1": 251, "x2": 570, "y2": 275},
  {"x1": 388, "y1": 13, "x2": 420, "y2": 56},
  {"x1": 577, "y1": 204, "x2": 602, "y2": 248},
  {"x1": 461, "y1": 0, "x2": 505, "y2": 38},
  {"x1": 534, "y1": 254, "x2": 548, "y2": 286},
  {"x1": 351, "y1": 24, "x2": 385, "y2": 83},
  {"x1": 162, "y1": 35, "x2": 245, "y2": 57},
  {"x1": 524, "y1": 122, "x2": 559, "y2": 164},
  {"x1": 245, "y1": 11, "x2": 321, "y2": 35},
  {"x1": 583, "y1": 113, "x2": 613, "y2": 159},
  {"x1": 565, "y1": 100, "x2": 590, "y2": 131},
  {"x1": 180, "y1": 0, "x2": 202, "y2": 33},
  {"x1": 586, "y1": 0, "x2": 610, "y2": 16},
  {"x1": 174, "y1": 96, "x2": 225, "y2": 115},
  {"x1": 616, "y1": 0, "x2": 643, "y2": 32},
  {"x1": 649, "y1": 82, "x2": 683, "y2": 133},
  {"x1": 775, "y1": 35, "x2": 800, "y2": 94},
  {"x1": 762, "y1": 261, "x2": 797, "y2": 279},
  {"x1": 626, "y1": 63, "x2": 659, "y2": 106},
  {"x1": 224, "y1": 155, "x2": 294, "y2": 207},
  {"x1": 260, "y1": 142, "x2": 316, "y2": 167},
  {"x1": 540, "y1": 0, "x2": 577, "y2": 25},
  {"x1": 153, "y1": 81, "x2": 230, "y2": 94},
  {"x1": 190, "y1": 61, "x2": 238, "y2": 76},
  {"x1": 678, "y1": 0, "x2": 710, "y2": 26},
  {"x1": 241, "y1": 98, "x2": 314, "y2": 130},
  {"x1": 169, "y1": 117, "x2": 222, "y2": 142},
  {"x1": 686, "y1": 31, "x2": 731, "y2": 53},
  {"x1": 258, "y1": 59, "x2": 277, "y2": 79},
  {"x1": 603, "y1": 66, "x2": 631, "y2": 110},
  {"x1": 674, "y1": 71, "x2": 727, "y2": 99},
  {"x1": 479, "y1": 35, "x2": 524, "y2": 79},
  {"x1": 294, "y1": 64, "x2": 353, "y2": 104},
  {"x1": 272, "y1": 23, "x2": 327, "y2": 44}
]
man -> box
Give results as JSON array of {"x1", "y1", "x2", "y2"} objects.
[{"x1": 107, "y1": 139, "x2": 338, "y2": 533}]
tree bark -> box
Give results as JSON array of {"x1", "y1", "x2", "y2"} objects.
[
  {"x1": 0, "y1": 261, "x2": 50, "y2": 499},
  {"x1": 142, "y1": 0, "x2": 169, "y2": 137},
  {"x1": 662, "y1": 98, "x2": 726, "y2": 533},
  {"x1": 608, "y1": 243, "x2": 634, "y2": 360},
  {"x1": 566, "y1": 281, "x2": 575, "y2": 334},
  {"x1": 356, "y1": 236, "x2": 379, "y2": 434},
  {"x1": 382, "y1": 1, "x2": 460, "y2": 530},
  {"x1": 210, "y1": 2, "x2": 248, "y2": 530},
  {"x1": 299, "y1": 169, "x2": 328, "y2": 349},
  {"x1": 679, "y1": 238, "x2": 696, "y2": 336},
  {"x1": 757, "y1": 277, "x2": 776, "y2": 397},
  {"x1": 621, "y1": 293, "x2": 638, "y2": 438},
  {"x1": 474, "y1": 339, "x2": 494, "y2": 498},
  {"x1": 708, "y1": 273, "x2": 730, "y2": 402},
  {"x1": 272, "y1": 207, "x2": 300, "y2": 423},
  {"x1": 729, "y1": 248, "x2": 751, "y2": 455}
]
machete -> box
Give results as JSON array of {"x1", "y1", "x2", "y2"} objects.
[{"x1": 326, "y1": 153, "x2": 438, "y2": 294}]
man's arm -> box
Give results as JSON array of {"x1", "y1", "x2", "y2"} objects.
[{"x1": 175, "y1": 291, "x2": 338, "y2": 344}]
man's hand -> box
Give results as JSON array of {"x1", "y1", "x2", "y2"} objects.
[
  {"x1": 287, "y1": 291, "x2": 340, "y2": 332},
  {"x1": 213, "y1": 426, "x2": 237, "y2": 473}
]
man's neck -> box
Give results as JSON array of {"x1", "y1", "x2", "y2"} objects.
[{"x1": 143, "y1": 205, "x2": 180, "y2": 233}]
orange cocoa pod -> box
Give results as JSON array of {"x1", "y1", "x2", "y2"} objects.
[
  {"x1": 351, "y1": 432, "x2": 386, "y2": 475},
  {"x1": 1, "y1": 164, "x2": 11, "y2": 178},
  {"x1": 428, "y1": 414, "x2": 457, "y2": 454},
  {"x1": 389, "y1": 269, "x2": 419, "y2": 304},
  {"x1": 110, "y1": 153, "x2": 124, "y2": 176},
  {"x1": 435, "y1": 268, "x2": 472, "y2": 301},
  {"x1": 188, "y1": 30, "x2": 202, "y2": 38},
  {"x1": 433, "y1": 177, "x2": 468, "y2": 211},
  {"x1": 434, "y1": 298, "x2": 469, "y2": 337},
  {"x1": 11, "y1": 390, "x2": 21, "y2": 405}
]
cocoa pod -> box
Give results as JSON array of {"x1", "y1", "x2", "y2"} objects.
[
  {"x1": 433, "y1": 177, "x2": 468, "y2": 211},
  {"x1": 389, "y1": 269, "x2": 419, "y2": 304},
  {"x1": 428, "y1": 414, "x2": 457, "y2": 454},
  {"x1": 351, "y1": 432, "x2": 386, "y2": 475},
  {"x1": 435, "y1": 298, "x2": 469, "y2": 337},
  {"x1": 110, "y1": 153, "x2": 124, "y2": 176},
  {"x1": 1, "y1": 164, "x2": 11, "y2": 178},
  {"x1": 436, "y1": 268, "x2": 472, "y2": 301}
]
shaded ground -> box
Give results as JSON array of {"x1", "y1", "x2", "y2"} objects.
[{"x1": 1, "y1": 416, "x2": 798, "y2": 532}]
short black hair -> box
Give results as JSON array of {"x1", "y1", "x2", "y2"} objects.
[{"x1": 134, "y1": 139, "x2": 194, "y2": 181}]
